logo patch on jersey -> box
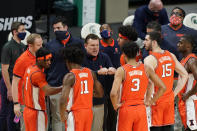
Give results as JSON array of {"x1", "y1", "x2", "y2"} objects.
[
  {"x1": 189, "y1": 120, "x2": 194, "y2": 126},
  {"x1": 176, "y1": 34, "x2": 184, "y2": 37}
]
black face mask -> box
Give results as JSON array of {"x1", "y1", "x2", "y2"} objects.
[
  {"x1": 17, "y1": 32, "x2": 26, "y2": 40},
  {"x1": 55, "y1": 31, "x2": 69, "y2": 41}
]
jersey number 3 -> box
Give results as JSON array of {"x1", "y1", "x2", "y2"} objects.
[
  {"x1": 131, "y1": 78, "x2": 140, "y2": 91},
  {"x1": 81, "y1": 80, "x2": 89, "y2": 94}
]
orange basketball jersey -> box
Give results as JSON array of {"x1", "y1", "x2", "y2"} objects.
[
  {"x1": 151, "y1": 50, "x2": 175, "y2": 103},
  {"x1": 120, "y1": 63, "x2": 149, "y2": 106},
  {"x1": 179, "y1": 53, "x2": 197, "y2": 98},
  {"x1": 23, "y1": 65, "x2": 48, "y2": 111},
  {"x1": 67, "y1": 68, "x2": 94, "y2": 111},
  {"x1": 178, "y1": 53, "x2": 197, "y2": 129}
]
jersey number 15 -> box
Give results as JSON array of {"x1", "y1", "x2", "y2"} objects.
[{"x1": 162, "y1": 63, "x2": 172, "y2": 78}]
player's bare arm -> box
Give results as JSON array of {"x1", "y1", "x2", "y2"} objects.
[
  {"x1": 182, "y1": 57, "x2": 197, "y2": 101},
  {"x1": 145, "y1": 79, "x2": 154, "y2": 106},
  {"x1": 12, "y1": 75, "x2": 21, "y2": 117},
  {"x1": 42, "y1": 84, "x2": 62, "y2": 96},
  {"x1": 92, "y1": 71, "x2": 104, "y2": 98},
  {"x1": 59, "y1": 73, "x2": 75, "y2": 122},
  {"x1": 110, "y1": 67, "x2": 124, "y2": 111},
  {"x1": 145, "y1": 64, "x2": 166, "y2": 106},
  {"x1": 171, "y1": 53, "x2": 188, "y2": 97},
  {"x1": 2, "y1": 64, "x2": 12, "y2": 101},
  {"x1": 144, "y1": 55, "x2": 157, "y2": 71},
  {"x1": 144, "y1": 55, "x2": 157, "y2": 105}
]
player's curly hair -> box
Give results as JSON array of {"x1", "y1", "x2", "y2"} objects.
[
  {"x1": 121, "y1": 42, "x2": 139, "y2": 59},
  {"x1": 118, "y1": 25, "x2": 138, "y2": 41},
  {"x1": 36, "y1": 47, "x2": 51, "y2": 60},
  {"x1": 62, "y1": 44, "x2": 85, "y2": 65}
]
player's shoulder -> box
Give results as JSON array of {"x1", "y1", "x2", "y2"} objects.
[
  {"x1": 63, "y1": 72, "x2": 75, "y2": 82},
  {"x1": 144, "y1": 55, "x2": 157, "y2": 69},
  {"x1": 144, "y1": 54, "x2": 156, "y2": 62}
]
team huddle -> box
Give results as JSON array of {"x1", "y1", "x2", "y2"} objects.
[{"x1": 19, "y1": 32, "x2": 196, "y2": 131}]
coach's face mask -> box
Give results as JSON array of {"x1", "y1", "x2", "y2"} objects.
[
  {"x1": 17, "y1": 32, "x2": 26, "y2": 40},
  {"x1": 55, "y1": 31, "x2": 69, "y2": 41},
  {"x1": 170, "y1": 15, "x2": 182, "y2": 26},
  {"x1": 100, "y1": 30, "x2": 112, "y2": 39}
]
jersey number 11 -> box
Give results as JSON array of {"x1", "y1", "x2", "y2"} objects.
[{"x1": 81, "y1": 80, "x2": 89, "y2": 94}]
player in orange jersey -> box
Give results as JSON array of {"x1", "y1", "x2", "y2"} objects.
[
  {"x1": 144, "y1": 31, "x2": 188, "y2": 131},
  {"x1": 110, "y1": 42, "x2": 166, "y2": 131},
  {"x1": 23, "y1": 47, "x2": 62, "y2": 131},
  {"x1": 117, "y1": 25, "x2": 142, "y2": 65},
  {"x1": 177, "y1": 35, "x2": 197, "y2": 131},
  {"x1": 59, "y1": 45, "x2": 104, "y2": 131}
]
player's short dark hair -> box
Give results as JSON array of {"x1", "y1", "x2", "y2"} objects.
[
  {"x1": 121, "y1": 42, "x2": 139, "y2": 59},
  {"x1": 147, "y1": 21, "x2": 161, "y2": 32},
  {"x1": 85, "y1": 34, "x2": 99, "y2": 44},
  {"x1": 172, "y1": 7, "x2": 186, "y2": 18},
  {"x1": 181, "y1": 35, "x2": 195, "y2": 47},
  {"x1": 52, "y1": 16, "x2": 68, "y2": 26},
  {"x1": 11, "y1": 22, "x2": 25, "y2": 34},
  {"x1": 62, "y1": 44, "x2": 85, "y2": 65},
  {"x1": 118, "y1": 25, "x2": 138, "y2": 41},
  {"x1": 36, "y1": 47, "x2": 51, "y2": 60},
  {"x1": 147, "y1": 31, "x2": 162, "y2": 46}
]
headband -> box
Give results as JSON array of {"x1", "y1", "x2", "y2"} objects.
[
  {"x1": 37, "y1": 54, "x2": 52, "y2": 60},
  {"x1": 119, "y1": 33, "x2": 128, "y2": 40}
]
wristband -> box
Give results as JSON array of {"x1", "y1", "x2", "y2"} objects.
[{"x1": 13, "y1": 102, "x2": 19, "y2": 105}]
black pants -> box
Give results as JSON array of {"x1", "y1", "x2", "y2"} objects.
[
  {"x1": 0, "y1": 78, "x2": 20, "y2": 131},
  {"x1": 104, "y1": 96, "x2": 117, "y2": 131}
]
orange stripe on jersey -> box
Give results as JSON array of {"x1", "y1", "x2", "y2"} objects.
[
  {"x1": 180, "y1": 53, "x2": 197, "y2": 66},
  {"x1": 24, "y1": 65, "x2": 47, "y2": 111},
  {"x1": 68, "y1": 68, "x2": 94, "y2": 111},
  {"x1": 121, "y1": 63, "x2": 149, "y2": 106},
  {"x1": 151, "y1": 50, "x2": 175, "y2": 103}
]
